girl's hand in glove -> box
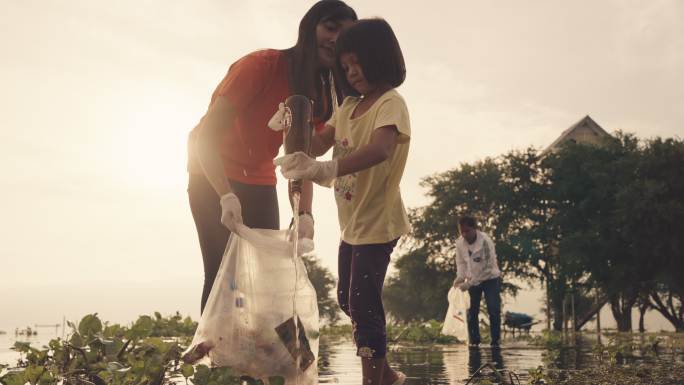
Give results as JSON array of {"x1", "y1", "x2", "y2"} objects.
[
  {"x1": 220, "y1": 193, "x2": 243, "y2": 233},
  {"x1": 274, "y1": 152, "x2": 337, "y2": 187}
]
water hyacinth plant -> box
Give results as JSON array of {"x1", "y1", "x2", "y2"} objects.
[{"x1": 0, "y1": 313, "x2": 284, "y2": 385}]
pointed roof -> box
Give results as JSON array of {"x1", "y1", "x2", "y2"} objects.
[{"x1": 543, "y1": 115, "x2": 611, "y2": 155}]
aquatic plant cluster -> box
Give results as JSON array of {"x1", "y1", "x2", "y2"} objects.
[
  {"x1": 0, "y1": 313, "x2": 284, "y2": 385},
  {"x1": 322, "y1": 320, "x2": 463, "y2": 346}
]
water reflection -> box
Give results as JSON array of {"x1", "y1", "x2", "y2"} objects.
[
  {"x1": 319, "y1": 337, "x2": 543, "y2": 384},
  {"x1": 466, "y1": 346, "x2": 503, "y2": 373},
  {"x1": 317, "y1": 333, "x2": 684, "y2": 384}
]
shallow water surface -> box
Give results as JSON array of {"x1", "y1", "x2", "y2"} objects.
[
  {"x1": 318, "y1": 333, "x2": 684, "y2": 385},
  {"x1": 319, "y1": 337, "x2": 544, "y2": 384},
  {"x1": 3, "y1": 331, "x2": 682, "y2": 384}
]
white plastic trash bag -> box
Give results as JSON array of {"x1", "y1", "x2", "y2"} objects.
[
  {"x1": 442, "y1": 286, "x2": 469, "y2": 342},
  {"x1": 183, "y1": 224, "x2": 320, "y2": 384}
]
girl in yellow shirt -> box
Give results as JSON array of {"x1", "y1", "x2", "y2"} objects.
[{"x1": 276, "y1": 18, "x2": 410, "y2": 385}]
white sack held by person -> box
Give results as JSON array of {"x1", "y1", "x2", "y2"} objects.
[{"x1": 442, "y1": 286, "x2": 469, "y2": 342}]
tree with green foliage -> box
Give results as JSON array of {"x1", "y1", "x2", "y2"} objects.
[
  {"x1": 301, "y1": 254, "x2": 341, "y2": 325},
  {"x1": 383, "y1": 247, "x2": 453, "y2": 322},
  {"x1": 546, "y1": 134, "x2": 684, "y2": 331},
  {"x1": 385, "y1": 132, "x2": 683, "y2": 331},
  {"x1": 620, "y1": 137, "x2": 684, "y2": 331},
  {"x1": 385, "y1": 151, "x2": 543, "y2": 323}
]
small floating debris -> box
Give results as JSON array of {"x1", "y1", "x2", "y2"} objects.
[{"x1": 14, "y1": 327, "x2": 37, "y2": 336}]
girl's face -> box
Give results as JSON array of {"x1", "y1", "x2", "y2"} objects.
[
  {"x1": 316, "y1": 18, "x2": 355, "y2": 69},
  {"x1": 340, "y1": 52, "x2": 373, "y2": 95}
]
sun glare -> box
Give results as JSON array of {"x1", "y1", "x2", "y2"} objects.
[{"x1": 116, "y1": 100, "x2": 194, "y2": 192}]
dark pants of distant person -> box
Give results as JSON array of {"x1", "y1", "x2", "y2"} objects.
[
  {"x1": 467, "y1": 277, "x2": 502, "y2": 345},
  {"x1": 188, "y1": 173, "x2": 279, "y2": 314},
  {"x1": 337, "y1": 238, "x2": 398, "y2": 359}
]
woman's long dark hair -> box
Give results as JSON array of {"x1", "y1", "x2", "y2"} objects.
[{"x1": 283, "y1": 0, "x2": 356, "y2": 121}]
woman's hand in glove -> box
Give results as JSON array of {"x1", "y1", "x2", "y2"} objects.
[
  {"x1": 297, "y1": 213, "x2": 314, "y2": 240},
  {"x1": 274, "y1": 152, "x2": 337, "y2": 187},
  {"x1": 220, "y1": 193, "x2": 243, "y2": 233}
]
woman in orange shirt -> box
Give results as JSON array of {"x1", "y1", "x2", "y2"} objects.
[{"x1": 188, "y1": 0, "x2": 357, "y2": 313}]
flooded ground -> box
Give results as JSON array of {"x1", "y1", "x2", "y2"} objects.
[
  {"x1": 3, "y1": 330, "x2": 683, "y2": 384},
  {"x1": 318, "y1": 332, "x2": 684, "y2": 385},
  {"x1": 319, "y1": 336, "x2": 543, "y2": 384}
]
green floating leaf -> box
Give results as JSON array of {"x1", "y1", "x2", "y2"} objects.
[
  {"x1": 101, "y1": 338, "x2": 123, "y2": 357},
  {"x1": 69, "y1": 333, "x2": 84, "y2": 348},
  {"x1": 191, "y1": 364, "x2": 211, "y2": 385},
  {"x1": 24, "y1": 365, "x2": 44, "y2": 384},
  {"x1": 78, "y1": 314, "x2": 103, "y2": 337},
  {"x1": 12, "y1": 341, "x2": 31, "y2": 353},
  {"x1": 128, "y1": 316, "x2": 153, "y2": 339},
  {"x1": 0, "y1": 372, "x2": 27, "y2": 385},
  {"x1": 181, "y1": 363, "x2": 194, "y2": 378},
  {"x1": 106, "y1": 362, "x2": 125, "y2": 371}
]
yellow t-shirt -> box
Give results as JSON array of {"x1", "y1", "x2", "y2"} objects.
[{"x1": 326, "y1": 89, "x2": 411, "y2": 245}]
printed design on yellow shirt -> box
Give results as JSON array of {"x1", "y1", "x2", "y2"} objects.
[{"x1": 333, "y1": 136, "x2": 356, "y2": 201}]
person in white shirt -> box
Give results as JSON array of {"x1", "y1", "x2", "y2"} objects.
[{"x1": 453, "y1": 216, "x2": 502, "y2": 347}]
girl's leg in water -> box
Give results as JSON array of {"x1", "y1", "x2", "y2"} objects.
[{"x1": 346, "y1": 239, "x2": 403, "y2": 385}]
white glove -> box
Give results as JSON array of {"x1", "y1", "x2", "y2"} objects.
[
  {"x1": 219, "y1": 193, "x2": 243, "y2": 233},
  {"x1": 274, "y1": 151, "x2": 338, "y2": 187},
  {"x1": 297, "y1": 213, "x2": 314, "y2": 240},
  {"x1": 267, "y1": 102, "x2": 287, "y2": 132}
]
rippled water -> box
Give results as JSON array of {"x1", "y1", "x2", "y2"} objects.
[
  {"x1": 319, "y1": 333, "x2": 684, "y2": 384},
  {"x1": 319, "y1": 337, "x2": 544, "y2": 384}
]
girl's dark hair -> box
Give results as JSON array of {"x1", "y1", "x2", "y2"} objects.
[
  {"x1": 458, "y1": 216, "x2": 478, "y2": 228},
  {"x1": 284, "y1": 0, "x2": 357, "y2": 121},
  {"x1": 335, "y1": 18, "x2": 406, "y2": 96}
]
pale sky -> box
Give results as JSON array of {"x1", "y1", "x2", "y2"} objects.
[{"x1": 1, "y1": 0, "x2": 682, "y2": 331}]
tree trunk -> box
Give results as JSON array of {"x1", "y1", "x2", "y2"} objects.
[
  {"x1": 609, "y1": 291, "x2": 638, "y2": 332},
  {"x1": 612, "y1": 307, "x2": 632, "y2": 332},
  {"x1": 575, "y1": 292, "x2": 609, "y2": 330},
  {"x1": 649, "y1": 290, "x2": 684, "y2": 332},
  {"x1": 552, "y1": 295, "x2": 564, "y2": 331},
  {"x1": 549, "y1": 280, "x2": 566, "y2": 331},
  {"x1": 638, "y1": 302, "x2": 648, "y2": 333},
  {"x1": 546, "y1": 280, "x2": 552, "y2": 331}
]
